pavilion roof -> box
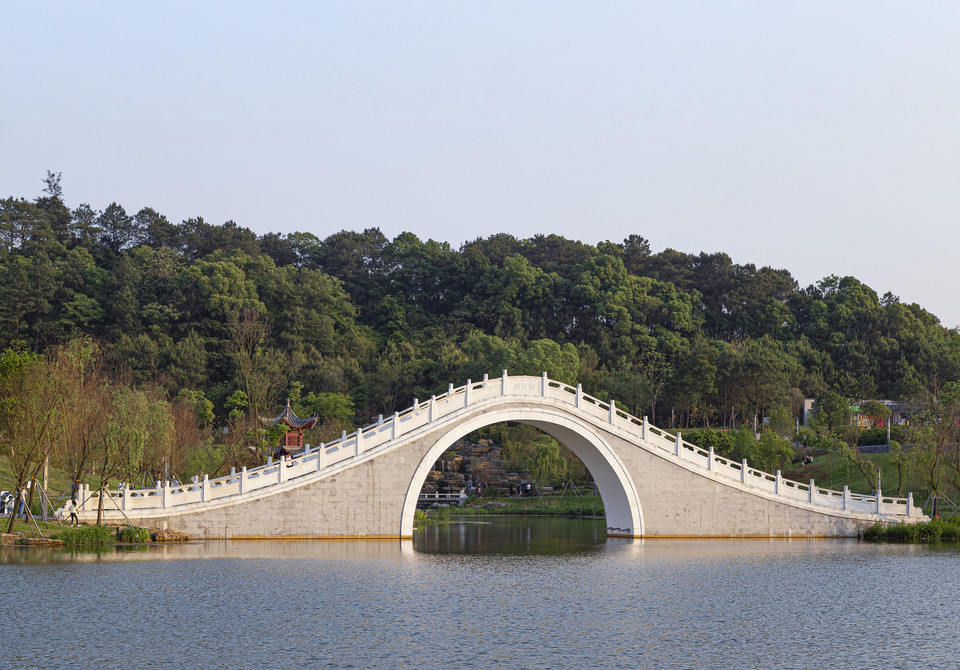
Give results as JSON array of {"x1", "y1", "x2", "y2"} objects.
[{"x1": 268, "y1": 399, "x2": 319, "y2": 430}]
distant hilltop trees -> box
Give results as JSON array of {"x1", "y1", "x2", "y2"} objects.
[{"x1": 2, "y1": 178, "x2": 958, "y2": 440}]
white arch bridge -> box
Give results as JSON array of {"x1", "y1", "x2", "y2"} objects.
[{"x1": 77, "y1": 374, "x2": 925, "y2": 538}]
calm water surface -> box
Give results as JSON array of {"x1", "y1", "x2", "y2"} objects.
[{"x1": 2, "y1": 517, "x2": 957, "y2": 669}]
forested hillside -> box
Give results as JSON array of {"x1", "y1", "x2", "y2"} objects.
[{"x1": 3, "y1": 175, "x2": 959, "y2": 441}]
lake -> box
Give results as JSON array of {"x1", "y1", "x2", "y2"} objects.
[{"x1": 2, "y1": 517, "x2": 957, "y2": 669}]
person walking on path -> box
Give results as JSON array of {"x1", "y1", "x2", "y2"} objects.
[{"x1": 67, "y1": 499, "x2": 79, "y2": 526}]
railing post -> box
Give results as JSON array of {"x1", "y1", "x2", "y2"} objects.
[
  {"x1": 392, "y1": 412, "x2": 399, "y2": 439},
  {"x1": 240, "y1": 466, "x2": 247, "y2": 495},
  {"x1": 378, "y1": 414, "x2": 383, "y2": 426},
  {"x1": 279, "y1": 456, "x2": 287, "y2": 484},
  {"x1": 341, "y1": 429, "x2": 347, "y2": 442},
  {"x1": 876, "y1": 467, "x2": 882, "y2": 513},
  {"x1": 707, "y1": 446, "x2": 714, "y2": 471},
  {"x1": 448, "y1": 383, "x2": 454, "y2": 396},
  {"x1": 741, "y1": 459, "x2": 747, "y2": 484},
  {"x1": 775, "y1": 470, "x2": 781, "y2": 495},
  {"x1": 303, "y1": 444, "x2": 311, "y2": 456},
  {"x1": 907, "y1": 492, "x2": 913, "y2": 517},
  {"x1": 483, "y1": 373, "x2": 488, "y2": 383},
  {"x1": 317, "y1": 442, "x2": 325, "y2": 472},
  {"x1": 501, "y1": 369, "x2": 507, "y2": 395},
  {"x1": 465, "y1": 380, "x2": 471, "y2": 406},
  {"x1": 202, "y1": 474, "x2": 209, "y2": 502},
  {"x1": 675, "y1": 432, "x2": 681, "y2": 457},
  {"x1": 609, "y1": 399, "x2": 616, "y2": 424},
  {"x1": 642, "y1": 416, "x2": 648, "y2": 441},
  {"x1": 413, "y1": 398, "x2": 419, "y2": 412},
  {"x1": 430, "y1": 395, "x2": 436, "y2": 422},
  {"x1": 163, "y1": 481, "x2": 170, "y2": 509},
  {"x1": 542, "y1": 371, "x2": 547, "y2": 396},
  {"x1": 808, "y1": 478, "x2": 815, "y2": 504},
  {"x1": 576, "y1": 384, "x2": 582, "y2": 408},
  {"x1": 355, "y1": 431, "x2": 361, "y2": 457},
  {"x1": 842, "y1": 485, "x2": 849, "y2": 510}
]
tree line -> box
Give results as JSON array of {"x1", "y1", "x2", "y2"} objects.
[{"x1": 2, "y1": 173, "x2": 959, "y2": 501}]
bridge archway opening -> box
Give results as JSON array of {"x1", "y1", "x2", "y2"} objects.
[{"x1": 400, "y1": 408, "x2": 644, "y2": 539}]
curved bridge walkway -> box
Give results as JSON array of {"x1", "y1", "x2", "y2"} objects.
[{"x1": 77, "y1": 373, "x2": 926, "y2": 538}]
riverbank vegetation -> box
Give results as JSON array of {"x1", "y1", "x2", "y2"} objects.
[
  {"x1": 2, "y1": 175, "x2": 960, "y2": 522},
  {"x1": 863, "y1": 519, "x2": 960, "y2": 542}
]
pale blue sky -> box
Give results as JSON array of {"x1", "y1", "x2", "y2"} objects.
[{"x1": 3, "y1": 2, "x2": 959, "y2": 327}]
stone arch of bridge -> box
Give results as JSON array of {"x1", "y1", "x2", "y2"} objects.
[{"x1": 399, "y1": 405, "x2": 644, "y2": 537}]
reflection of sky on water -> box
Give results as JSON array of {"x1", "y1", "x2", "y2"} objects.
[{"x1": 2, "y1": 523, "x2": 958, "y2": 668}]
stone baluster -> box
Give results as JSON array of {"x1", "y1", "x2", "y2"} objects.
[
  {"x1": 429, "y1": 395, "x2": 436, "y2": 422},
  {"x1": 642, "y1": 416, "x2": 648, "y2": 441},
  {"x1": 392, "y1": 412, "x2": 399, "y2": 439},
  {"x1": 576, "y1": 383, "x2": 582, "y2": 409},
  {"x1": 741, "y1": 460, "x2": 748, "y2": 484},
  {"x1": 842, "y1": 485, "x2": 849, "y2": 510},
  {"x1": 465, "y1": 380, "x2": 471, "y2": 406},
  {"x1": 708, "y1": 446, "x2": 714, "y2": 471},
  {"x1": 202, "y1": 474, "x2": 209, "y2": 503},
  {"x1": 317, "y1": 442, "x2": 326, "y2": 472},
  {"x1": 906, "y1": 492, "x2": 913, "y2": 517},
  {"x1": 279, "y1": 456, "x2": 286, "y2": 484},
  {"x1": 808, "y1": 479, "x2": 815, "y2": 504},
  {"x1": 240, "y1": 466, "x2": 247, "y2": 495},
  {"x1": 542, "y1": 371, "x2": 548, "y2": 396},
  {"x1": 501, "y1": 369, "x2": 507, "y2": 395},
  {"x1": 775, "y1": 470, "x2": 781, "y2": 495}
]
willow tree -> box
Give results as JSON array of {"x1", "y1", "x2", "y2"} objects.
[
  {"x1": 0, "y1": 345, "x2": 67, "y2": 532},
  {"x1": 93, "y1": 386, "x2": 174, "y2": 524}
]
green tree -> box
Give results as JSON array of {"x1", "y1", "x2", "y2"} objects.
[{"x1": 0, "y1": 344, "x2": 69, "y2": 532}]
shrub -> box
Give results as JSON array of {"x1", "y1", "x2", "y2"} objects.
[
  {"x1": 116, "y1": 526, "x2": 150, "y2": 543},
  {"x1": 863, "y1": 519, "x2": 960, "y2": 542},
  {"x1": 683, "y1": 429, "x2": 737, "y2": 458},
  {"x1": 52, "y1": 525, "x2": 116, "y2": 545}
]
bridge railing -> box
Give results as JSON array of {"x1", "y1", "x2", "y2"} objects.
[{"x1": 81, "y1": 372, "x2": 917, "y2": 518}]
